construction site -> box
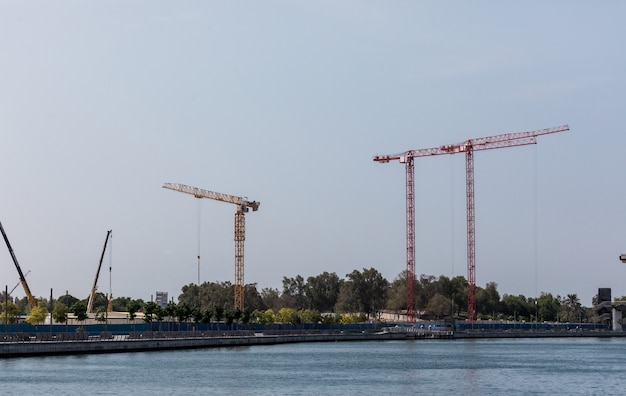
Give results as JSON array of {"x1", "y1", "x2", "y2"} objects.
[{"x1": 4, "y1": 122, "x2": 626, "y2": 358}]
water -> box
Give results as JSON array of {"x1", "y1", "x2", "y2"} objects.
[{"x1": 1, "y1": 338, "x2": 625, "y2": 395}]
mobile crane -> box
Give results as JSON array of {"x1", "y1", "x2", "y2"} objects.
[
  {"x1": 87, "y1": 230, "x2": 112, "y2": 314},
  {"x1": 0, "y1": 221, "x2": 36, "y2": 309}
]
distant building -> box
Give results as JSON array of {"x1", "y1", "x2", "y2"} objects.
[
  {"x1": 594, "y1": 288, "x2": 612, "y2": 323},
  {"x1": 155, "y1": 291, "x2": 168, "y2": 308}
]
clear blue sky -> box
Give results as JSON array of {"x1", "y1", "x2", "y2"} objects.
[{"x1": 1, "y1": 2, "x2": 624, "y2": 306}]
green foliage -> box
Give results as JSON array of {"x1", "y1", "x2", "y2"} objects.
[
  {"x1": 306, "y1": 272, "x2": 342, "y2": 312},
  {"x1": 94, "y1": 308, "x2": 107, "y2": 323},
  {"x1": 336, "y1": 268, "x2": 388, "y2": 315},
  {"x1": 339, "y1": 313, "x2": 366, "y2": 325},
  {"x1": 275, "y1": 308, "x2": 298, "y2": 325},
  {"x1": 127, "y1": 300, "x2": 143, "y2": 321},
  {"x1": 1, "y1": 300, "x2": 20, "y2": 324},
  {"x1": 164, "y1": 301, "x2": 177, "y2": 320},
  {"x1": 52, "y1": 301, "x2": 68, "y2": 324},
  {"x1": 88, "y1": 268, "x2": 594, "y2": 327},
  {"x1": 214, "y1": 305, "x2": 224, "y2": 322},
  {"x1": 386, "y1": 272, "x2": 407, "y2": 312},
  {"x1": 299, "y1": 309, "x2": 322, "y2": 324},
  {"x1": 224, "y1": 309, "x2": 235, "y2": 328},
  {"x1": 89, "y1": 292, "x2": 108, "y2": 313},
  {"x1": 25, "y1": 301, "x2": 49, "y2": 325},
  {"x1": 426, "y1": 293, "x2": 453, "y2": 319},
  {"x1": 253, "y1": 309, "x2": 275, "y2": 325},
  {"x1": 201, "y1": 308, "x2": 213, "y2": 324},
  {"x1": 260, "y1": 288, "x2": 281, "y2": 311},
  {"x1": 144, "y1": 301, "x2": 159, "y2": 323},
  {"x1": 71, "y1": 300, "x2": 88, "y2": 322},
  {"x1": 175, "y1": 303, "x2": 191, "y2": 324}
]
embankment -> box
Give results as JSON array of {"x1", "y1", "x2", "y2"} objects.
[{"x1": 0, "y1": 331, "x2": 405, "y2": 358}]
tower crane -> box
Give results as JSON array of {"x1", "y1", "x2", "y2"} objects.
[
  {"x1": 0, "y1": 221, "x2": 37, "y2": 309},
  {"x1": 87, "y1": 230, "x2": 112, "y2": 314},
  {"x1": 374, "y1": 124, "x2": 569, "y2": 322},
  {"x1": 163, "y1": 183, "x2": 260, "y2": 311}
]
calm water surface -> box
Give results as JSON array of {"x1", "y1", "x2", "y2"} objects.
[{"x1": 2, "y1": 338, "x2": 625, "y2": 395}]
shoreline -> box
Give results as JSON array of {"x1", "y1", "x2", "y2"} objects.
[
  {"x1": 3, "y1": 328, "x2": 626, "y2": 358},
  {"x1": 0, "y1": 331, "x2": 404, "y2": 358}
]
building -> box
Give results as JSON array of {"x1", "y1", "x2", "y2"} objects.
[{"x1": 155, "y1": 291, "x2": 168, "y2": 308}]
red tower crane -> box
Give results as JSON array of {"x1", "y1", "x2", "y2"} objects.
[{"x1": 374, "y1": 124, "x2": 569, "y2": 322}]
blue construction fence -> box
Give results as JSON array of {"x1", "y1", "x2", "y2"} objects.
[
  {"x1": 381, "y1": 321, "x2": 612, "y2": 332},
  {"x1": 0, "y1": 321, "x2": 380, "y2": 336}
]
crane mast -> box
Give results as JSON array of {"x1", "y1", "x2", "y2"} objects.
[
  {"x1": 0, "y1": 221, "x2": 37, "y2": 309},
  {"x1": 87, "y1": 230, "x2": 112, "y2": 314},
  {"x1": 163, "y1": 183, "x2": 260, "y2": 311},
  {"x1": 374, "y1": 124, "x2": 568, "y2": 322}
]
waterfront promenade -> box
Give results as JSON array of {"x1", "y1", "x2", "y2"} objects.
[{"x1": 0, "y1": 330, "x2": 405, "y2": 358}]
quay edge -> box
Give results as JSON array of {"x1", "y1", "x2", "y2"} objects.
[{"x1": 0, "y1": 331, "x2": 406, "y2": 358}]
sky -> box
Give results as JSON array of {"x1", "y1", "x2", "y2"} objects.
[{"x1": 1, "y1": 1, "x2": 624, "y2": 307}]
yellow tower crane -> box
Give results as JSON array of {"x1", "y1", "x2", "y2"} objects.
[{"x1": 163, "y1": 183, "x2": 260, "y2": 311}]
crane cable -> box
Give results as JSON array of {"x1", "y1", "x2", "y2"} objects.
[
  {"x1": 533, "y1": 146, "x2": 538, "y2": 300},
  {"x1": 109, "y1": 231, "x2": 113, "y2": 307},
  {"x1": 450, "y1": 155, "x2": 455, "y2": 279},
  {"x1": 197, "y1": 199, "x2": 201, "y2": 285}
]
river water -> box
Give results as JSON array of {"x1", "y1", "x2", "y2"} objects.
[{"x1": 1, "y1": 337, "x2": 625, "y2": 395}]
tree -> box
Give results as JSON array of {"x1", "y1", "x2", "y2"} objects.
[
  {"x1": 282, "y1": 275, "x2": 307, "y2": 309},
  {"x1": 501, "y1": 294, "x2": 531, "y2": 321},
  {"x1": 71, "y1": 301, "x2": 88, "y2": 323},
  {"x1": 214, "y1": 305, "x2": 224, "y2": 322},
  {"x1": 426, "y1": 293, "x2": 452, "y2": 319},
  {"x1": 243, "y1": 284, "x2": 265, "y2": 312},
  {"x1": 416, "y1": 274, "x2": 438, "y2": 310},
  {"x1": 191, "y1": 307, "x2": 203, "y2": 325},
  {"x1": 254, "y1": 309, "x2": 275, "y2": 325},
  {"x1": 58, "y1": 294, "x2": 79, "y2": 310},
  {"x1": 111, "y1": 296, "x2": 132, "y2": 312},
  {"x1": 164, "y1": 301, "x2": 177, "y2": 321},
  {"x1": 305, "y1": 272, "x2": 342, "y2": 312},
  {"x1": 386, "y1": 272, "x2": 407, "y2": 312},
  {"x1": 260, "y1": 287, "x2": 281, "y2": 311},
  {"x1": 276, "y1": 308, "x2": 300, "y2": 326},
  {"x1": 343, "y1": 268, "x2": 389, "y2": 315},
  {"x1": 201, "y1": 308, "x2": 213, "y2": 324},
  {"x1": 560, "y1": 293, "x2": 582, "y2": 323},
  {"x1": 476, "y1": 282, "x2": 501, "y2": 317},
  {"x1": 178, "y1": 281, "x2": 234, "y2": 311},
  {"x1": 334, "y1": 282, "x2": 359, "y2": 313},
  {"x1": 1, "y1": 300, "x2": 19, "y2": 324},
  {"x1": 144, "y1": 301, "x2": 159, "y2": 324},
  {"x1": 127, "y1": 300, "x2": 143, "y2": 322},
  {"x1": 25, "y1": 301, "x2": 49, "y2": 325},
  {"x1": 537, "y1": 293, "x2": 560, "y2": 322},
  {"x1": 88, "y1": 292, "x2": 108, "y2": 313},
  {"x1": 241, "y1": 308, "x2": 251, "y2": 325},
  {"x1": 52, "y1": 301, "x2": 68, "y2": 324},
  {"x1": 224, "y1": 309, "x2": 235, "y2": 329},
  {"x1": 300, "y1": 309, "x2": 322, "y2": 324},
  {"x1": 94, "y1": 308, "x2": 107, "y2": 323},
  {"x1": 176, "y1": 303, "x2": 191, "y2": 328}
]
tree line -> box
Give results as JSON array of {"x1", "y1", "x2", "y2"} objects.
[{"x1": 0, "y1": 268, "x2": 605, "y2": 325}]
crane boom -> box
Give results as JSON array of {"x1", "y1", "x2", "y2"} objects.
[
  {"x1": 374, "y1": 125, "x2": 569, "y2": 162},
  {"x1": 0, "y1": 221, "x2": 37, "y2": 309},
  {"x1": 163, "y1": 183, "x2": 259, "y2": 212},
  {"x1": 87, "y1": 230, "x2": 112, "y2": 314},
  {"x1": 163, "y1": 183, "x2": 260, "y2": 311}
]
